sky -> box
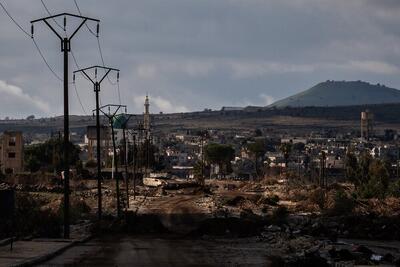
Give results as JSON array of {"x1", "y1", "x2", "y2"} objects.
[{"x1": 1, "y1": 0, "x2": 400, "y2": 118}]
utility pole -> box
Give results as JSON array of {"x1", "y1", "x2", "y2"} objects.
[
  {"x1": 74, "y1": 66, "x2": 119, "y2": 220},
  {"x1": 98, "y1": 104, "x2": 126, "y2": 218},
  {"x1": 132, "y1": 134, "x2": 137, "y2": 200},
  {"x1": 121, "y1": 114, "x2": 134, "y2": 208},
  {"x1": 31, "y1": 13, "x2": 99, "y2": 239},
  {"x1": 320, "y1": 151, "x2": 326, "y2": 188}
]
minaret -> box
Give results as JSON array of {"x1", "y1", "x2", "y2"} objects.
[{"x1": 143, "y1": 94, "x2": 150, "y2": 131}]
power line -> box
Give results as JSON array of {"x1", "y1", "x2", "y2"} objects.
[
  {"x1": 0, "y1": 1, "x2": 66, "y2": 82},
  {"x1": 72, "y1": 0, "x2": 122, "y2": 103},
  {"x1": 32, "y1": 38, "x2": 63, "y2": 81},
  {"x1": 0, "y1": 1, "x2": 30, "y2": 37},
  {"x1": 73, "y1": 0, "x2": 97, "y2": 37},
  {"x1": 39, "y1": 0, "x2": 89, "y2": 115},
  {"x1": 73, "y1": 82, "x2": 88, "y2": 115},
  {"x1": 40, "y1": 0, "x2": 64, "y2": 31}
]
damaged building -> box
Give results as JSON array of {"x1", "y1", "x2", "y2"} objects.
[{"x1": 0, "y1": 131, "x2": 24, "y2": 173}]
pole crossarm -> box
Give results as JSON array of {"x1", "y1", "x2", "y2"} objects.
[
  {"x1": 74, "y1": 66, "x2": 119, "y2": 85},
  {"x1": 31, "y1": 12, "x2": 99, "y2": 24},
  {"x1": 97, "y1": 104, "x2": 126, "y2": 117},
  {"x1": 31, "y1": 13, "x2": 99, "y2": 42}
]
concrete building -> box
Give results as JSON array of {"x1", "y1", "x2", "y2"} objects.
[
  {"x1": 0, "y1": 131, "x2": 24, "y2": 173},
  {"x1": 85, "y1": 126, "x2": 111, "y2": 165}
]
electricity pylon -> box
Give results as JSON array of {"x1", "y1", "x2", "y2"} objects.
[
  {"x1": 97, "y1": 104, "x2": 126, "y2": 218},
  {"x1": 31, "y1": 13, "x2": 99, "y2": 239},
  {"x1": 74, "y1": 66, "x2": 119, "y2": 220},
  {"x1": 120, "y1": 114, "x2": 135, "y2": 208}
]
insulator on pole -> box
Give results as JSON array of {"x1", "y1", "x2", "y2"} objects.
[
  {"x1": 117, "y1": 72, "x2": 120, "y2": 82},
  {"x1": 92, "y1": 112, "x2": 95, "y2": 118},
  {"x1": 95, "y1": 68, "x2": 97, "y2": 79},
  {"x1": 31, "y1": 24, "x2": 34, "y2": 38},
  {"x1": 73, "y1": 74, "x2": 76, "y2": 83},
  {"x1": 96, "y1": 23, "x2": 100, "y2": 37},
  {"x1": 64, "y1": 16, "x2": 66, "y2": 31},
  {"x1": 125, "y1": 107, "x2": 127, "y2": 113}
]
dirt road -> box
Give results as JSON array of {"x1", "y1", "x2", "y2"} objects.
[{"x1": 41, "y1": 234, "x2": 273, "y2": 267}]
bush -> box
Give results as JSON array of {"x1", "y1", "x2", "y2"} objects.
[
  {"x1": 388, "y1": 180, "x2": 400, "y2": 198},
  {"x1": 58, "y1": 197, "x2": 91, "y2": 224},
  {"x1": 358, "y1": 176, "x2": 387, "y2": 199},
  {"x1": 15, "y1": 193, "x2": 62, "y2": 238},
  {"x1": 309, "y1": 188, "x2": 326, "y2": 210},
  {"x1": 328, "y1": 190, "x2": 355, "y2": 216}
]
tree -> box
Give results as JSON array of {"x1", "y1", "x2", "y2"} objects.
[
  {"x1": 247, "y1": 140, "x2": 266, "y2": 178},
  {"x1": 205, "y1": 143, "x2": 235, "y2": 177},
  {"x1": 24, "y1": 138, "x2": 81, "y2": 173},
  {"x1": 359, "y1": 159, "x2": 390, "y2": 199},
  {"x1": 26, "y1": 156, "x2": 41, "y2": 173},
  {"x1": 345, "y1": 149, "x2": 390, "y2": 199},
  {"x1": 359, "y1": 151, "x2": 373, "y2": 185},
  {"x1": 345, "y1": 150, "x2": 359, "y2": 186},
  {"x1": 279, "y1": 143, "x2": 292, "y2": 168}
]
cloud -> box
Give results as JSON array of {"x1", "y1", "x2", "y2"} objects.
[
  {"x1": 260, "y1": 94, "x2": 275, "y2": 105},
  {"x1": 0, "y1": 80, "x2": 50, "y2": 117},
  {"x1": 134, "y1": 60, "x2": 216, "y2": 79},
  {"x1": 346, "y1": 61, "x2": 400, "y2": 75},
  {"x1": 133, "y1": 95, "x2": 189, "y2": 114},
  {"x1": 229, "y1": 61, "x2": 316, "y2": 78},
  {"x1": 3, "y1": 0, "x2": 400, "y2": 116}
]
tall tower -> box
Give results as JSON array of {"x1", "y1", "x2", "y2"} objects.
[
  {"x1": 143, "y1": 94, "x2": 150, "y2": 131},
  {"x1": 361, "y1": 110, "x2": 373, "y2": 141}
]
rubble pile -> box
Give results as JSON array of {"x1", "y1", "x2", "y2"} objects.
[{"x1": 261, "y1": 224, "x2": 400, "y2": 266}]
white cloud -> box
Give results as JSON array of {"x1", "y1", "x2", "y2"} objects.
[
  {"x1": 134, "y1": 60, "x2": 216, "y2": 79},
  {"x1": 346, "y1": 61, "x2": 400, "y2": 75},
  {"x1": 229, "y1": 61, "x2": 316, "y2": 79},
  {"x1": 133, "y1": 95, "x2": 189, "y2": 114},
  {"x1": 260, "y1": 94, "x2": 275, "y2": 105},
  {"x1": 0, "y1": 80, "x2": 50, "y2": 115}
]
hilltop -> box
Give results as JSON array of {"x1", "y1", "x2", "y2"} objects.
[{"x1": 269, "y1": 81, "x2": 400, "y2": 108}]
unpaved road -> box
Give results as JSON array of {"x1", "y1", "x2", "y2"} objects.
[{"x1": 41, "y1": 234, "x2": 274, "y2": 267}]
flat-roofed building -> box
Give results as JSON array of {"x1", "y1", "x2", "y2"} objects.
[{"x1": 0, "y1": 131, "x2": 24, "y2": 173}]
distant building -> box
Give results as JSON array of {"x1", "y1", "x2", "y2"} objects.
[
  {"x1": 85, "y1": 126, "x2": 111, "y2": 165},
  {"x1": 361, "y1": 110, "x2": 374, "y2": 140},
  {"x1": 0, "y1": 131, "x2": 24, "y2": 173}
]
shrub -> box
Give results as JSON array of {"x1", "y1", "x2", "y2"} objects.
[
  {"x1": 309, "y1": 188, "x2": 326, "y2": 210},
  {"x1": 15, "y1": 193, "x2": 62, "y2": 238},
  {"x1": 58, "y1": 197, "x2": 91, "y2": 224},
  {"x1": 358, "y1": 176, "x2": 387, "y2": 199},
  {"x1": 328, "y1": 190, "x2": 355, "y2": 216},
  {"x1": 388, "y1": 180, "x2": 400, "y2": 198}
]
